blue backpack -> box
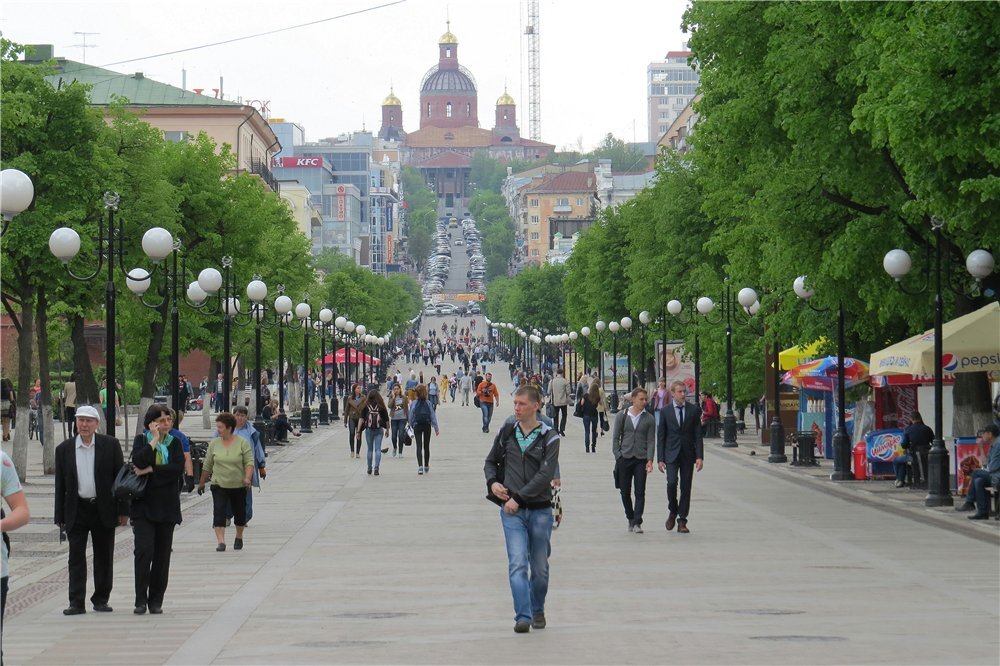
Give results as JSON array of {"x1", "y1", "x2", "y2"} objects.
[{"x1": 413, "y1": 399, "x2": 433, "y2": 426}]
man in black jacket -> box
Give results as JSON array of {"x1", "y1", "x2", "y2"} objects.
[
  {"x1": 484, "y1": 385, "x2": 560, "y2": 634},
  {"x1": 54, "y1": 405, "x2": 128, "y2": 615},
  {"x1": 656, "y1": 381, "x2": 704, "y2": 534}
]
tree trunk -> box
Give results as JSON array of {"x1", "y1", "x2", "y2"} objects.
[
  {"x1": 135, "y1": 396, "x2": 154, "y2": 436},
  {"x1": 12, "y1": 276, "x2": 34, "y2": 482},
  {"x1": 69, "y1": 313, "x2": 100, "y2": 405},
  {"x1": 140, "y1": 302, "x2": 168, "y2": 401},
  {"x1": 36, "y1": 286, "x2": 56, "y2": 474}
]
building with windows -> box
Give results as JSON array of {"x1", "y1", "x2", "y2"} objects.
[
  {"x1": 520, "y1": 171, "x2": 598, "y2": 265},
  {"x1": 28, "y1": 45, "x2": 281, "y2": 192},
  {"x1": 658, "y1": 95, "x2": 701, "y2": 155},
  {"x1": 377, "y1": 25, "x2": 554, "y2": 217},
  {"x1": 646, "y1": 46, "x2": 700, "y2": 144}
]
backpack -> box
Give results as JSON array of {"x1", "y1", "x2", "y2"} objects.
[{"x1": 413, "y1": 399, "x2": 433, "y2": 426}]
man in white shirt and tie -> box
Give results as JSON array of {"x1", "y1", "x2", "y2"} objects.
[
  {"x1": 656, "y1": 381, "x2": 705, "y2": 534},
  {"x1": 54, "y1": 405, "x2": 128, "y2": 614}
]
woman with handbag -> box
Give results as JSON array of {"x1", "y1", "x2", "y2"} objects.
[
  {"x1": 1, "y1": 376, "x2": 14, "y2": 442},
  {"x1": 130, "y1": 404, "x2": 184, "y2": 614},
  {"x1": 357, "y1": 390, "x2": 390, "y2": 475},
  {"x1": 581, "y1": 382, "x2": 601, "y2": 453},
  {"x1": 197, "y1": 413, "x2": 253, "y2": 552},
  {"x1": 386, "y1": 385, "x2": 409, "y2": 457}
]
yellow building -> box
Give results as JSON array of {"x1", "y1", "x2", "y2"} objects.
[{"x1": 521, "y1": 171, "x2": 597, "y2": 264}]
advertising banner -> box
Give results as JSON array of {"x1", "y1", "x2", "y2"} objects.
[
  {"x1": 272, "y1": 156, "x2": 323, "y2": 168},
  {"x1": 865, "y1": 428, "x2": 905, "y2": 478},
  {"x1": 954, "y1": 438, "x2": 988, "y2": 495},
  {"x1": 654, "y1": 341, "x2": 696, "y2": 396}
]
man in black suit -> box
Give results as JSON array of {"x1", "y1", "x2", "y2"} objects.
[
  {"x1": 656, "y1": 381, "x2": 704, "y2": 534},
  {"x1": 54, "y1": 405, "x2": 129, "y2": 615}
]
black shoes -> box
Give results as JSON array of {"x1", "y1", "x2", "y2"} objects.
[
  {"x1": 92, "y1": 603, "x2": 113, "y2": 613},
  {"x1": 216, "y1": 543, "x2": 226, "y2": 552},
  {"x1": 134, "y1": 604, "x2": 147, "y2": 615},
  {"x1": 532, "y1": 613, "x2": 546, "y2": 629},
  {"x1": 234, "y1": 538, "x2": 244, "y2": 550},
  {"x1": 63, "y1": 606, "x2": 86, "y2": 616},
  {"x1": 955, "y1": 502, "x2": 976, "y2": 512},
  {"x1": 514, "y1": 620, "x2": 531, "y2": 633},
  {"x1": 968, "y1": 513, "x2": 989, "y2": 520},
  {"x1": 149, "y1": 605, "x2": 163, "y2": 614}
]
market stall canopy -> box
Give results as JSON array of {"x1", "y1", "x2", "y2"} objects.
[
  {"x1": 869, "y1": 302, "x2": 999, "y2": 376},
  {"x1": 782, "y1": 356, "x2": 870, "y2": 391},
  {"x1": 316, "y1": 347, "x2": 381, "y2": 366},
  {"x1": 779, "y1": 338, "x2": 828, "y2": 371}
]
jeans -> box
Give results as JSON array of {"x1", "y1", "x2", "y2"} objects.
[
  {"x1": 430, "y1": 393, "x2": 438, "y2": 410},
  {"x1": 582, "y1": 415, "x2": 597, "y2": 449},
  {"x1": 365, "y1": 429, "x2": 384, "y2": 470},
  {"x1": 965, "y1": 469, "x2": 995, "y2": 514},
  {"x1": 480, "y1": 401, "x2": 495, "y2": 430},
  {"x1": 449, "y1": 387, "x2": 457, "y2": 402},
  {"x1": 390, "y1": 419, "x2": 406, "y2": 453},
  {"x1": 892, "y1": 454, "x2": 913, "y2": 483},
  {"x1": 616, "y1": 457, "x2": 648, "y2": 526},
  {"x1": 500, "y1": 507, "x2": 554, "y2": 623}
]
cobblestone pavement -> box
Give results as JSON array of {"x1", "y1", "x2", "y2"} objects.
[{"x1": 3, "y1": 361, "x2": 997, "y2": 665}]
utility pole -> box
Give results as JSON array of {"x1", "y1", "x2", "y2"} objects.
[{"x1": 71, "y1": 31, "x2": 100, "y2": 63}]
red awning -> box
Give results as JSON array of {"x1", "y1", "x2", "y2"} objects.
[{"x1": 315, "y1": 347, "x2": 381, "y2": 366}]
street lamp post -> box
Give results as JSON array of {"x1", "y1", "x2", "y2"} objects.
[
  {"x1": 609, "y1": 320, "x2": 621, "y2": 412},
  {"x1": 638, "y1": 311, "x2": 652, "y2": 388},
  {"x1": 580, "y1": 326, "x2": 592, "y2": 378},
  {"x1": 273, "y1": 294, "x2": 294, "y2": 414},
  {"x1": 317, "y1": 308, "x2": 334, "y2": 425},
  {"x1": 794, "y1": 276, "x2": 851, "y2": 479},
  {"x1": 569, "y1": 331, "x2": 579, "y2": 381},
  {"x1": 296, "y1": 298, "x2": 313, "y2": 434},
  {"x1": 767, "y1": 336, "x2": 787, "y2": 464},
  {"x1": 1, "y1": 168, "x2": 34, "y2": 235},
  {"x1": 621, "y1": 316, "x2": 634, "y2": 391},
  {"x1": 50, "y1": 192, "x2": 173, "y2": 436},
  {"x1": 594, "y1": 320, "x2": 607, "y2": 386},
  {"x1": 883, "y1": 224, "x2": 995, "y2": 506},
  {"x1": 665, "y1": 299, "x2": 703, "y2": 399}
]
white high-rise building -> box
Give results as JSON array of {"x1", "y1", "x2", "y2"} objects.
[{"x1": 647, "y1": 45, "x2": 699, "y2": 144}]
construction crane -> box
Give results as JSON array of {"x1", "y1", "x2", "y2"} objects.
[{"x1": 524, "y1": 0, "x2": 540, "y2": 141}]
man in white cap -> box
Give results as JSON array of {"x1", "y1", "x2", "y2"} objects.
[{"x1": 54, "y1": 405, "x2": 128, "y2": 615}]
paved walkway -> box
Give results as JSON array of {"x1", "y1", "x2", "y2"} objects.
[{"x1": 3, "y1": 364, "x2": 998, "y2": 665}]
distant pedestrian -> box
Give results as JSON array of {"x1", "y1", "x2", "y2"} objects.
[
  {"x1": 386, "y1": 385, "x2": 410, "y2": 457},
  {"x1": 580, "y1": 382, "x2": 600, "y2": 453},
  {"x1": 357, "y1": 390, "x2": 390, "y2": 475},
  {"x1": 62, "y1": 374, "x2": 78, "y2": 437},
  {"x1": 611, "y1": 388, "x2": 656, "y2": 533},
  {"x1": 344, "y1": 384, "x2": 365, "y2": 459},
  {"x1": 548, "y1": 370, "x2": 570, "y2": 437},
  {"x1": 407, "y1": 384, "x2": 439, "y2": 475},
  {"x1": 460, "y1": 373, "x2": 473, "y2": 406},
  {"x1": 483, "y1": 384, "x2": 560, "y2": 634},
  {"x1": 476, "y1": 372, "x2": 501, "y2": 433}
]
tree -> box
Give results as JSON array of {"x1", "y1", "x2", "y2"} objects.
[{"x1": 591, "y1": 133, "x2": 645, "y2": 172}]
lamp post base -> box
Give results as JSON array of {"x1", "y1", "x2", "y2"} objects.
[
  {"x1": 722, "y1": 414, "x2": 738, "y2": 448},
  {"x1": 767, "y1": 420, "x2": 787, "y2": 463},
  {"x1": 924, "y1": 441, "x2": 954, "y2": 507},
  {"x1": 318, "y1": 401, "x2": 329, "y2": 425},
  {"x1": 300, "y1": 406, "x2": 313, "y2": 433},
  {"x1": 330, "y1": 397, "x2": 340, "y2": 421},
  {"x1": 830, "y1": 430, "x2": 853, "y2": 481}
]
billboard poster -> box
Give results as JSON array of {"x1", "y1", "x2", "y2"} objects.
[
  {"x1": 600, "y1": 353, "x2": 630, "y2": 389},
  {"x1": 654, "y1": 341, "x2": 696, "y2": 397},
  {"x1": 954, "y1": 438, "x2": 988, "y2": 495}
]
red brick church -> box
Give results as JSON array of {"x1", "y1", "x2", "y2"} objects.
[{"x1": 378, "y1": 24, "x2": 554, "y2": 214}]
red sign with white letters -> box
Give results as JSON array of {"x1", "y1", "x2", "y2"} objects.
[{"x1": 272, "y1": 157, "x2": 323, "y2": 168}]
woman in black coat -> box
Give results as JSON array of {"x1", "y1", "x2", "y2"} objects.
[{"x1": 130, "y1": 403, "x2": 184, "y2": 615}]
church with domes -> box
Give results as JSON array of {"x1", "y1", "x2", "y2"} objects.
[{"x1": 378, "y1": 24, "x2": 554, "y2": 214}]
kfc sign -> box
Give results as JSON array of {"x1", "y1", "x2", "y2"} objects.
[{"x1": 272, "y1": 157, "x2": 323, "y2": 168}]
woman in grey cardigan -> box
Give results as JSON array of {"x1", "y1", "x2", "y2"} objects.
[{"x1": 611, "y1": 388, "x2": 656, "y2": 533}]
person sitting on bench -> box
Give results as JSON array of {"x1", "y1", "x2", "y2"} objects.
[
  {"x1": 955, "y1": 424, "x2": 999, "y2": 519},
  {"x1": 272, "y1": 409, "x2": 301, "y2": 442}
]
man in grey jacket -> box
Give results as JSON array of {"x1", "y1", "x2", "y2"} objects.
[
  {"x1": 484, "y1": 385, "x2": 560, "y2": 634},
  {"x1": 548, "y1": 370, "x2": 571, "y2": 436},
  {"x1": 612, "y1": 388, "x2": 656, "y2": 533}
]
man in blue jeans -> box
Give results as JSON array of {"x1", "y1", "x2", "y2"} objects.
[
  {"x1": 955, "y1": 424, "x2": 999, "y2": 519},
  {"x1": 484, "y1": 385, "x2": 560, "y2": 633},
  {"x1": 476, "y1": 373, "x2": 500, "y2": 433}
]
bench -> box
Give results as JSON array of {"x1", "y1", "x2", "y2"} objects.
[
  {"x1": 988, "y1": 483, "x2": 1000, "y2": 520},
  {"x1": 289, "y1": 414, "x2": 319, "y2": 430}
]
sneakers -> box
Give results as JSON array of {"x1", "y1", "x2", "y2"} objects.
[
  {"x1": 894, "y1": 480, "x2": 904, "y2": 488},
  {"x1": 374, "y1": 468, "x2": 380, "y2": 476},
  {"x1": 968, "y1": 513, "x2": 989, "y2": 520},
  {"x1": 367, "y1": 468, "x2": 372, "y2": 475},
  {"x1": 633, "y1": 525, "x2": 644, "y2": 534},
  {"x1": 418, "y1": 467, "x2": 424, "y2": 475},
  {"x1": 955, "y1": 502, "x2": 976, "y2": 512},
  {"x1": 514, "y1": 620, "x2": 531, "y2": 633},
  {"x1": 531, "y1": 613, "x2": 546, "y2": 629},
  {"x1": 627, "y1": 523, "x2": 635, "y2": 532}
]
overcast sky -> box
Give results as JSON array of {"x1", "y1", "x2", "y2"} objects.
[{"x1": 4, "y1": 0, "x2": 690, "y2": 151}]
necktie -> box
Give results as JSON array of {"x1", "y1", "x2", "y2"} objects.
[{"x1": 677, "y1": 405, "x2": 684, "y2": 425}]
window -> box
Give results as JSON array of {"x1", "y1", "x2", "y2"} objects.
[
  {"x1": 530, "y1": 232, "x2": 540, "y2": 240},
  {"x1": 660, "y1": 111, "x2": 670, "y2": 119},
  {"x1": 466, "y1": 103, "x2": 471, "y2": 117},
  {"x1": 556, "y1": 198, "x2": 569, "y2": 206},
  {"x1": 529, "y1": 198, "x2": 539, "y2": 207},
  {"x1": 650, "y1": 84, "x2": 665, "y2": 96},
  {"x1": 427, "y1": 103, "x2": 431, "y2": 117},
  {"x1": 163, "y1": 130, "x2": 190, "y2": 142},
  {"x1": 659, "y1": 125, "x2": 667, "y2": 133},
  {"x1": 531, "y1": 249, "x2": 539, "y2": 257},
  {"x1": 446, "y1": 48, "x2": 452, "y2": 58},
  {"x1": 530, "y1": 215, "x2": 539, "y2": 225},
  {"x1": 576, "y1": 198, "x2": 584, "y2": 206},
  {"x1": 446, "y1": 102, "x2": 452, "y2": 118}
]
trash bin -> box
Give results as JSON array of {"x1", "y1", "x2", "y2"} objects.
[
  {"x1": 794, "y1": 431, "x2": 817, "y2": 466},
  {"x1": 853, "y1": 443, "x2": 868, "y2": 481}
]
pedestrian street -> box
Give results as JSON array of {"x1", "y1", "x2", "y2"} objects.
[{"x1": 3, "y1": 366, "x2": 997, "y2": 665}]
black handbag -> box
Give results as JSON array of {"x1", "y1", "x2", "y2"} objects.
[
  {"x1": 600, "y1": 412, "x2": 610, "y2": 433},
  {"x1": 545, "y1": 402, "x2": 555, "y2": 419},
  {"x1": 112, "y1": 463, "x2": 147, "y2": 500},
  {"x1": 572, "y1": 399, "x2": 583, "y2": 418}
]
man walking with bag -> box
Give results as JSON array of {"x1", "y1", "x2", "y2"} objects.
[
  {"x1": 484, "y1": 385, "x2": 560, "y2": 634},
  {"x1": 54, "y1": 405, "x2": 129, "y2": 614},
  {"x1": 548, "y1": 370, "x2": 571, "y2": 437},
  {"x1": 612, "y1": 388, "x2": 656, "y2": 533}
]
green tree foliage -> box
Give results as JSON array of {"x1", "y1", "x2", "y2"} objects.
[
  {"x1": 489, "y1": 264, "x2": 566, "y2": 333},
  {"x1": 591, "y1": 133, "x2": 646, "y2": 172},
  {"x1": 400, "y1": 166, "x2": 436, "y2": 270},
  {"x1": 317, "y1": 249, "x2": 421, "y2": 337}
]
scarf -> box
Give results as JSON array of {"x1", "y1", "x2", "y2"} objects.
[{"x1": 145, "y1": 431, "x2": 174, "y2": 465}]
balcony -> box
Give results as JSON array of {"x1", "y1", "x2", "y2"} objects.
[
  {"x1": 553, "y1": 204, "x2": 573, "y2": 214},
  {"x1": 250, "y1": 158, "x2": 279, "y2": 193}
]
